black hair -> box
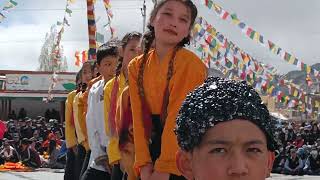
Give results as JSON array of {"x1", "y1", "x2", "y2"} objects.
[
  {"x1": 137, "y1": 0, "x2": 198, "y2": 132},
  {"x1": 115, "y1": 31, "x2": 142, "y2": 77},
  {"x1": 96, "y1": 41, "x2": 120, "y2": 65},
  {"x1": 175, "y1": 77, "x2": 278, "y2": 152}
]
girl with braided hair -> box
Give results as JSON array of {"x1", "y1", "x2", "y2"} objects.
[
  {"x1": 102, "y1": 31, "x2": 142, "y2": 179},
  {"x1": 128, "y1": 1, "x2": 207, "y2": 179}
]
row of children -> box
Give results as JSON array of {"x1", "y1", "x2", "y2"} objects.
[{"x1": 64, "y1": 1, "x2": 278, "y2": 180}]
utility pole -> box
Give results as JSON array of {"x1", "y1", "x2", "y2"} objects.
[{"x1": 141, "y1": 0, "x2": 146, "y2": 33}]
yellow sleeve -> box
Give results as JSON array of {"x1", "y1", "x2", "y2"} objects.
[
  {"x1": 104, "y1": 77, "x2": 121, "y2": 164},
  {"x1": 105, "y1": 74, "x2": 127, "y2": 165},
  {"x1": 65, "y1": 91, "x2": 77, "y2": 148},
  {"x1": 154, "y1": 50, "x2": 208, "y2": 175},
  {"x1": 128, "y1": 58, "x2": 152, "y2": 170},
  {"x1": 78, "y1": 93, "x2": 89, "y2": 151}
]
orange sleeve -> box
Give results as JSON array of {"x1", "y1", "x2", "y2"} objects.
[
  {"x1": 128, "y1": 58, "x2": 152, "y2": 170},
  {"x1": 116, "y1": 87, "x2": 138, "y2": 180},
  {"x1": 154, "y1": 51, "x2": 207, "y2": 174}
]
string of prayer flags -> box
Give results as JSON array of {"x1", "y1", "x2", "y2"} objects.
[
  {"x1": 102, "y1": 0, "x2": 115, "y2": 38},
  {"x1": 0, "y1": 0, "x2": 18, "y2": 23},
  {"x1": 203, "y1": 0, "x2": 319, "y2": 80},
  {"x1": 193, "y1": 16, "x2": 313, "y2": 110}
]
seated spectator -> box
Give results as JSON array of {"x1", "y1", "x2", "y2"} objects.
[
  {"x1": 20, "y1": 138, "x2": 41, "y2": 168},
  {"x1": 0, "y1": 140, "x2": 19, "y2": 164},
  {"x1": 293, "y1": 134, "x2": 304, "y2": 148},
  {"x1": 315, "y1": 138, "x2": 320, "y2": 147},
  {"x1": 284, "y1": 148, "x2": 304, "y2": 175},
  {"x1": 272, "y1": 148, "x2": 286, "y2": 174},
  {"x1": 45, "y1": 140, "x2": 64, "y2": 169},
  {"x1": 303, "y1": 147, "x2": 320, "y2": 175},
  {"x1": 42, "y1": 132, "x2": 62, "y2": 149}
]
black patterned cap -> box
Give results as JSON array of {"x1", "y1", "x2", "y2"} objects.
[{"x1": 175, "y1": 76, "x2": 278, "y2": 152}]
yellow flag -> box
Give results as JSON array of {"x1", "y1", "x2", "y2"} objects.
[
  {"x1": 289, "y1": 55, "x2": 295, "y2": 64},
  {"x1": 306, "y1": 66, "x2": 311, "y2": 74},
  {"x1": 194, "y1": 24, "x2": 202, "y2": 33},
  {"x1": 293, "y1": 90, "x2": 298, "y2": 97},
  {"x1": 254, "y1": 32, "x2": 260, "y2": 42},
  {"x1": 267, "y1": 86, "x2": 274, "y2": 94}
]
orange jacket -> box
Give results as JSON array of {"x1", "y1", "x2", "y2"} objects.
[{"x1": 128, "y1": 48, "x2": 207, "y2": 175}]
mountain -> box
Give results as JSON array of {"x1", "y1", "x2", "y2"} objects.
[{"x1": 284, "y1": 63, "x2": 320, "y2": 93}]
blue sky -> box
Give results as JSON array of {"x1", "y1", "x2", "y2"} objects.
[{"x1": 0, "y1": 0, "x2": 319, "y2": 74}]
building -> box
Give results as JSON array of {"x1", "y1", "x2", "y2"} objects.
[{"x1": 0, "y1": 70, "x2": 76, "y2": 122}]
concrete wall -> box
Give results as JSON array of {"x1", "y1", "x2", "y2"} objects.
[{"x1": 0, "y1": 98, "x2": 65, "y2": 121}]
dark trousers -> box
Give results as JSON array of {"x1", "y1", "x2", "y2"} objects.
[
  {"x1": 111, "y1": 163, "x2": 124, "y2": 180},
  {"x1": 283, "y1": 168, "x2": 304, "y2": 176},
  {"x1": 75, "y1": 145, "x2": 86, "y2": 180},
  {"x1": 149, "y1": 115, "x2": 186, "y2": 180},
  {"x1": 81, "y1": 167, "x2": 111, "y2": 180},
  {"x1": 64, "y1": 149, "x2": 76, "y2": 180},
  {"x1": 80, "y1": 150, "x2": 91, "y2": 178}
]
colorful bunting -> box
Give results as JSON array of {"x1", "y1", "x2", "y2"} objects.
[
  {"x1": 203, "y1": 0, "x2": 319, "y2": 80},
  {"x1": 0, "y1": 0, "x2": 18, "y2": 23},
  {"x1": 193, "y1": 16, "x2": 314, "y2": 111},
  {"x1": 103, "y1": 0, "x2": 115, "y2": 38}
]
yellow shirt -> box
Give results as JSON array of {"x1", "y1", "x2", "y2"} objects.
[
  {"x1": 128, "y1": 48, "x2": 207, "y2": 175},
  {"x1": 104, "y1": 72, "x2": 126, "y2": 164},
  {"x1": 65, "y1": 90, "x2": 77, "y2": 148},
  {"x1": 73, "y1": 92, "x2": 86, "y2": 144}
]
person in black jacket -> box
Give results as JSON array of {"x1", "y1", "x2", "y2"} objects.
[
  {"x1": 303, "y1": 147, "x2": 320, "y2": 175},
  {"x1": 20, "y1": 138, "x2": 41, "y2": 168}
]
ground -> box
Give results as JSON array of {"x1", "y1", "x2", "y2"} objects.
[{"x1": 0, "y1": 170, "x2": 319, "y2": 180}]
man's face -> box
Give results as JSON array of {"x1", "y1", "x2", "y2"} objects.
[
  {"x1": 97, "y1": 56, "x2": 117, "y2": 81},
  {"x1": 290, "y1": 150, "x2": 297, "y2": 158},
  {"x1": 4, "y1": 144, "x2": 10, "y2": 150},
  {"x1": 177, "y1": 119, "x2": 274, "y2": 180}
]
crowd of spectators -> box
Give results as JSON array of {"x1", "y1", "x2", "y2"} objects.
[
  {"x1": 272, "y1": 119, "x2": 320, "y2": 176},
  {"x1": 0, "y1": 116, "x2": 66, "y2": 169}
]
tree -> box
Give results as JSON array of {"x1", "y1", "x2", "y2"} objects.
[{"x1": 38, "y1": 25, "x2": 68, "y2": 72}]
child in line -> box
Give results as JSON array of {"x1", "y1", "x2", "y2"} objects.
[
  {"x1": 81, "y1": 42, "x2": 118, "y2": 180},
  {"x1": 128, "y1": 0, "x2": 207, "y2": 179},
  {"x1": 103, "y1": 32, "x2": 142, "y2": 180}
]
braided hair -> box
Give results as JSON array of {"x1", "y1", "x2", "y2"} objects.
[
  {"x1": 115, "y1": 31, "x2": 142, "y2": 78},
  {"x1": 137, "y1": 0, "x2": 198, "y2": 138},
  {"x1": 108, "y1": 32, "x2": 142, "y2": 137}
]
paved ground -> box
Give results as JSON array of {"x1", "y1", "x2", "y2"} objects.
[{"x1": 0, "y1": 170, "x2": 319, "y2": 180}]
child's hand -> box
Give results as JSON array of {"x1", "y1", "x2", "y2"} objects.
[
  {"x1": 148, "y1": 171, "x2": 170, "y2": 180},
  {"x1": 140, "y1": 163, "x2": 153, "y2": 180}
]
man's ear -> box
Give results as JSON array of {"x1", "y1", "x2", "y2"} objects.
[
  {"x1": 176, "y1": 150, "x2": 194, "y2": 180},
  {"x1": 266, "y1": 151, "x2": 275, "y2": 178}
]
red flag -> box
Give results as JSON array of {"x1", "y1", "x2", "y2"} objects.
[
  {"x1": 81, "y1": 50, "x2": 88, "y2": 63},
  {"x1": 0, "y1": 120, "x2": 7, "y2": 139},
  {"x1": 75, "y1": 51, "x2": 80, "y2": 66}
]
